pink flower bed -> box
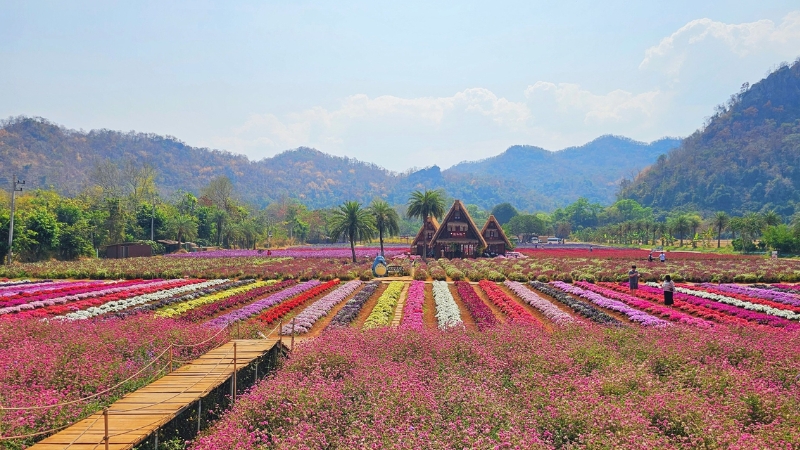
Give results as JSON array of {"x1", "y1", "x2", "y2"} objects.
[
  {"x1": 400, "y1": 281, "x2": 425, "y2": 330},
  {"x1": 167, "y1": 247, "x2": 406, "y2": 259}
]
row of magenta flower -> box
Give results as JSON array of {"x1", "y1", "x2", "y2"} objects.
[{"x1": 1, "y1": 277, "x2": 800, "y2": 331}]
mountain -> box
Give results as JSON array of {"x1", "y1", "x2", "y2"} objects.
[
  {"x1": 620, "y1": 60, "x2": 800, "y2": 216},
  {"x1": 0, "y1": 117, "x2": 677, "y2": 211},
  {"x1": 446, "y1": 135, "x2": 681, "y2": 205}
]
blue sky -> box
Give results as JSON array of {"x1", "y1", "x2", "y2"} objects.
[{"x1": 2, "y1": 1, "x2": 799, "y2": 171}]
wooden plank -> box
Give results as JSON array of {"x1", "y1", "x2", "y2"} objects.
[{"x1": 30, "y1": 339, "x2": 281, "y2": 450}]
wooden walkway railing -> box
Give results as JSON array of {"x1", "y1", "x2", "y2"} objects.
[{"x1": 29, "y1": 338, "x2": 286, "y2": 450}]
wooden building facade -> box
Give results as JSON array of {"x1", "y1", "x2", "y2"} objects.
[
  {"x1": 410, "y1": 216, "x2": 439, "y2": 257},
  {"x1": 481, "y1": 214, "x2": 511, "y2": 256},
  {"x1": 428, "y1": 200, "x2": 487, "y2": 259}
]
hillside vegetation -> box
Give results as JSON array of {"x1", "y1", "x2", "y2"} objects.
[
  {"x1": 621, "y1": 60, "x2": 800, "y2": 216},
  {"x1": 0, "y1": 118, "x2": 676, "y2": 211}
]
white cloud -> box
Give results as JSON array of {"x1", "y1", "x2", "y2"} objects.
[
  {"x1": 524, "y1": 82, "x2": 662, "y2": 124},
  {"x1": 640, "y1": 11, "x2": 800, "y2": 77}
]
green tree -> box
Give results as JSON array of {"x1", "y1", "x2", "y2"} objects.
[
  {"x1": 370, "y1": 200, "x2": 400, "y2": 256},
  {"x1": 712, "y1": 211, "x2": 730, "y2": 248},
  {"x1": 169, "y1": 214, "x2": 198, "y2": 246},
  {"x1": 668, "y1": 214, "x2": 690, "y2": 247},
  {"x1": 407, "y1": 190, "x2": 446, "y2": 223},
  {"x1": 762, "y1": 224, "x2": 797, "y2": 254},
  {"x1": 506, "y1": 214, "x2": 547, "y2": 242},
  {"x1": 328, "y1": 201, "x2": 376, "y2": 263},
  {"x1": 490, "y1": 202, "x2": 519, "y2": 225}
]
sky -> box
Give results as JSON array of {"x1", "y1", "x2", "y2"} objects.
[{"x1": 1, "y1": 1, "x2": 800, "y2": 172}]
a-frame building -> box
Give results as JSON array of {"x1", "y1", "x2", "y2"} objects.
[
  {"x1": 481, "y1": 214, "x2": 512, "y2": 256},
  {"x1": 410, "y1": 216, "x2": 439, "y2": 257},
  {"x1": 429, "y1": 200, "x2": 487, "y2": 259}
]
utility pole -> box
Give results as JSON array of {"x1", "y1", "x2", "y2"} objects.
[
  {"x1": 150, "y1": 193, "x2": 156, "y2": 241},
  {"x1": 7, "y1": 175, "x2": 24, "y2": 265}
]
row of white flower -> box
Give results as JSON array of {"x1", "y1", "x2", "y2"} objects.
[
  {"x1": 645, "y1": 282, "x2": 800, "y2": 320},
  {"x1": 55, "y1": 279, "x2": 229, "y2": 320},
  {"x1": 432, "y1": 281, "x2": 463, "y2": 329}
]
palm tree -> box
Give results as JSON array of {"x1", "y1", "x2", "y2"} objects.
[
  {"x1": 328, "y1": 201, "x2": 376, "y2": 263},
  {"x1": 407, "y1": 190, "x2": 446, "y2": 223},
  {"x1": 669, "y1": 215, "x2": 690, "y2": 247},
  {"x1": 712, "y1": 211, "x2": 729, "y2": 248},
  {"x1": 763, "y1": 210, "x2": 781, "y2": 227},
  {"x1": 171, "y1": 214, "x2": 198, "y2": 248},
  {"x1": 406, "y1": 190, "x2": 446, "y2": 259},
  {"x1": 370, "y1": 200, "x2": 400, "y2": 256}
]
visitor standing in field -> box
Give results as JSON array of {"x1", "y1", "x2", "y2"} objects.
[
  {"x1": 628, "y1": 265, "x2": 640, "y2": 292},
  {"x1": 659, "y1": 252, "x2": 666, "y2": 263},
  {"x1": 662, "y1": 275, "x2": 675, "y2": 305},
  {"x1": 648, "y1": 252, "x2": 654, "y2": 262}
]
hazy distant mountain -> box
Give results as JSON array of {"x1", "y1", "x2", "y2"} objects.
[
  {"x1": 0, "y1": 117, "x2": 678, "y2": 211},
  {"x1": 620, "y1": 60, "x2": 800, "y2": 216},
  {"x1": 446, "y1": 135, "x2": 681, "y2": 205}
]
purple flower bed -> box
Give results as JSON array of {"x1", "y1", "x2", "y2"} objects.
[
  {"x1": 551, "y1": 282, "x2": 670, "y2": 327},
  {"x1": 207, "y1": 280, "x2": 321, "y2": 328},
  {"x1": 0, "y1": 280, "x2": 53, "y2": 291},
  {"x1": 0, "y1": 280, "x2": 103, "y2": 299},
  {"x1": 327, "y1": 282, "x2": 380, "y2": 328},
  {"x1": 701, "y1": 283, "x2": 800, "y2": 307},
  {"x1": 167, "y1": 247, "x2": 406, "y2": 259},
  {"x1": 454, "y1": 281, "x2": 497, "y2": 330},
  {"x1": 401, "y1": 281, "x2": 425, "y2": 330},
  {"x1": 504, "y1": 281, "x2": 575, "y2": 325},
  {"x1": 281, "y1": 280, "x2": 363, "y2": 334}
]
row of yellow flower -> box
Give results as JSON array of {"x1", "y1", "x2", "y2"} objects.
[
  {"x1": 363, "y1": 281, "x2": 404, "y2": 330},
  {"x1": 154, "y1": 280, "x2": 274, "y2": 318}
]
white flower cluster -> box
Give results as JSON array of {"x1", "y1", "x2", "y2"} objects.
[
  {"x1": 432, "y1": 281, "x2": 462, "y2": 329},
  {"x1": 55, "y1": 279, "x2": 229, "y2": 320},
  {"x1": 646, "y1": 282, "x2": 800, "y2": 320}
]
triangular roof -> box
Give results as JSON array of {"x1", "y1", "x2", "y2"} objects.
[
  {"x1": 430, "y1": 200, "x2": 487, "y2": 248},
  {"x1": 411, "y1": 215, "x2": 440, "y2": 247},
  {"x1": 481, "y1": 215, "x2": 512, "y2": 248}
]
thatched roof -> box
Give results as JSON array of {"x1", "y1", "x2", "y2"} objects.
[
  {"x1": 480, "y1": 214, "x2": 512, "y2": 248},
  {"x1": 430, "y1": 199, "x2": 487, "y2": 248},
  {"x1": 410, "y1": 215, "x2": 440, "y2": 247}
]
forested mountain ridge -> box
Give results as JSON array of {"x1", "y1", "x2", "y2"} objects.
[
  {"x1": 620, "y1": 60, "x2": 800, "y2": 217},
  {"x1": 0, "y1": 116, "x2": 677, "y2": 211}
]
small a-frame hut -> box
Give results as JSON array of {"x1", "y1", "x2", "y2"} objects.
[
  {"x1": 481, "y1": 215, "x2": 512, "y2": 256},
  {"x1": 410, "y1": 216, "x2": 439, "y2": 257},
  {"x1": 429, "y1": 200, "x2": 487, "y2": 258}
]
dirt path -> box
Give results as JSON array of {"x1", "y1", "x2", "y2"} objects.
[
  {"x1": 498, "y1": 283, "x2": 555, "y2": 333},
  {"x1": 473, "y1": 283, "x2": 507, "y2": 324},
  {"x1": 352, "y1": 282, "x2": 388, "y2": 330},
  {"x1": 423, "y1": 282, "x2": 438, "y2": 330},
  {"x1": 301, "y1": 283, "x2": 366, "y2": 338},
  {"x1": 391, "y1": 282, "x2": 410, "y2": 327},
  {"x1": 448, "y1": 283, "x2": 478, "y2": 330}
]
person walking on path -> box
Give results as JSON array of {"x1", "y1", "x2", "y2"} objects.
[
  {"x1": 662, "y1": 274, "x2": 675, "y2": 305},
  {"x1": 628, "y1": 265, "x2": 640, "y2": 292}
]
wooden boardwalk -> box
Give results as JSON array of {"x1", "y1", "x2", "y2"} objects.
[{"x1": 30, "y1": 338, "x2": 287, "y2": 450}]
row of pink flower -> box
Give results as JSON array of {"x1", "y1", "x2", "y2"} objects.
[
  {"x1": 401, "y1": 281, "x2": 426, "y2": 330},
  {"x1": 574, "y1": 282, "x2": 713, "y2": 328},
  {"x1": 0, "y1": 280, "x2": 107, "y2": 300},
  {"x1": 0, "y1": 279, "x2": 169, "y2": 315},
  {"x1": 551, "y1": 281, "x2": 671, "y2": 327},
  {"x1": 700, "y1": 284, "x2": 800, "y2": 308},
  {"x1": 503, "y1": 281, "x2": 575, "y2": 325},
  {"x1": 166, "y1": 247, "x2": 405, "y2": 259},
  {"x1": 0, "y1": 280, "x2": 114, "y2": 307},
  {"x1": 207, "y1": 280, "x2": 322, "y2": 328},
  {"x1": 637, "y1": 284, "x2": 799, "y2": 329},
  {"x1": 0, "y1": 280, "x2": 55, "y2": 294},
  {"x1": 281, "y1": 281, "x2": 363, "y2": 334}
]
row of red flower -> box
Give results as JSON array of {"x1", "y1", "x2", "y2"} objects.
[
  {"x1": 256, "y1": 280, "x2": 340, "y2": 325},
  {"x1": 477, "y1": 280, "x2": 541, "y2": 327}
]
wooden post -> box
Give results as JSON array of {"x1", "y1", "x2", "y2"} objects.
[
  {"x1": 290, "y1": 318, "x2": 295, "y2": 352},
  {"x1": 103, "y1": 407, "x2": 109, "y2": 450},
  {"x1": 232, "y1": 341, "x2": 237, "y2": 403},
  {"x1": 278, "y1": 319, "x2": 283, "y2": 346},
  {"x1": 197, "y1": 399, "x2": 202, "y2": 433},
  {"x1": 168, "y1": 346, "x2": 173, "y2": 373}
]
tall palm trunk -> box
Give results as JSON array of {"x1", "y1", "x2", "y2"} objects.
[
  {"x1": 349, "y1": 231, "x2": 356, "y2": 263},
  {"x1": 379, "y1": 228, "x2": 385, "y2": 256},
  {"x1": 717, "y1": 225, "x2": 722, "y2": 248}
]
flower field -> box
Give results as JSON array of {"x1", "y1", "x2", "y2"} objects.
[{"x1": 3, "y1": 251, "x2": 800, "y2": 447}]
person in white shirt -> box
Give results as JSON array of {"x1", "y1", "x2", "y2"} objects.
[{"x1": 662, "y1": 274, "x2": 675, "y2": 305}]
